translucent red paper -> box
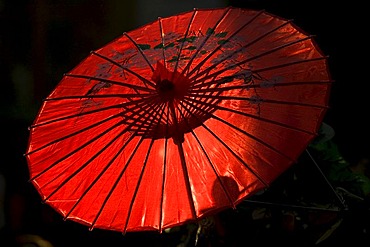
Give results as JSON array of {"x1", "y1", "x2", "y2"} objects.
[{"x1": 25, "y1": 7, "x2": 331, "y2": 233}]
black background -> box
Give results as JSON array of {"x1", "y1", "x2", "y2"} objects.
[{"x1": 1, "y1": 0, "x2": 368, "y2": 246}]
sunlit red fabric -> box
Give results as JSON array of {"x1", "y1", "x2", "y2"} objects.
[{"x1": 25, "y1": 7, "x2": 332, "y2": 233}]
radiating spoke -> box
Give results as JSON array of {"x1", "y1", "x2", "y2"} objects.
[
  {"x1": 45, "y1": 93, "x2": 152, "y2": 101},
  {"x1": 91, "y1": 51, "x2": 156, "y2": 88},
  {"x1": 63, "y1": 131, "x2": 136, "y2": 219},
  {"x1": 124, "y1": 32, "x2": 155, "y2": 72},
  {"x1": 177, "y1": 100, "x2": 269, "y2": 186},
  {"x1": 171, "y1": 9, "x2": 197, "y2": 79},
  {"x1": 181, "y1": 7, "x2": 232, "y2": 76},
  {"x1": 65, "y1": 73, "x2": 156, "y2": 92},
  {"x1": 158, "y1": 17, "x2": 166, "y2": 67},
  {"x1": 26, "y1": 97, "x2": 158, "y2": 155},
  {"x1": 66, "y1": 102, "x2": 165, "y2": 228},
  {"x1": 90, "y1": 103, "x2": 167, "y2": 231},
  {"x1": 175, "y1": 104, "x2": 237, "y2": 208},
  {"x1": 186, "y1": 9, "x2": 264, "y2": 78},
  {"x1": 28, "y1": 97, "x2": 161, "y2": 181},
  {"x1": 190, "y1": 35, "x2": 315, "y2": 85},
  {"x1": 29, "y1": 96, "x2": 155, "y2": 128},
  {"x1": 159, "y1": 109, "x2": 170, "y2": 232},
  {"x1": 185, "y1": 93, "x2": 329, "y2": 109},
  {"x1": 182, "y1": 96, "x2": 316, "y2": 135}
]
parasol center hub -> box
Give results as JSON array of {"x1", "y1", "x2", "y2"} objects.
[
  {"x1": 156, "y1": 79, "x2": 177, "y2": 101},
  {"x1": 152, "y1": 61, "x2": 191, "y2": 102},
  {"x1": 157, "y1": 79, "x2": 175, "y2": 93}
]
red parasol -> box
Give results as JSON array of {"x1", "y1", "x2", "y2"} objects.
[{"x1": 25, "y1": 7, "x2": 332, "y2": 233}]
